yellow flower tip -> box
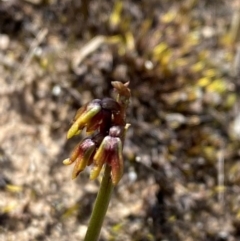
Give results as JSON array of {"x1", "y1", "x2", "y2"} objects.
[
  {"x1": 111, "y1": 176, "x2": 121, "y2": 186},
  {"x1": 125, "y1": 123, "x2": 131, "y2": 131},
  {"x1": 93, "y1": 150, "x2": 104, "y2": 166},
  {"x1": 63, "y1": 158, "x2": 72, "y2": 165},
  {"x1": 67, "y1": 123, "x2": 80, "y2": 139},
  {"x1": 71, "y1": 157, "x2": 89, "y2": 180},
  {"x1": 72, "y1": 172, "x2": 79, "y2": 180},
  {"x1": 73, "y1": 130, "x2": 81, "y2": 136},
  {"x1": 72, "y1": 164, "x2": 85, "y2": 180},
  {"x1": 90, "y1": 165, "x2": 103, "y2": 180},
  {"x1": 72, "y1": 170, "x2": 82, "y2": 179},
  {"x1": 80, "y1": 104, "x2": 101, "y2": 124}
]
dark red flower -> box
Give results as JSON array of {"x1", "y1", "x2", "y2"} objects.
[{"x1": 64, "y1": 81, "x2": 131, "y2": 185}]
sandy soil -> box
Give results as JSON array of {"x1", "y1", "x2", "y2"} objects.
[{"x1": 0, "y1": 1, "x2": 240, "y2": 240}]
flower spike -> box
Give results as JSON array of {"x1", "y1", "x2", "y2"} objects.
[
  {"x1": 89, "y1": 163, "x2": 104, "y2": 181},
  {"x1": 64, "y1": 81, "x2": 131, "y2": 185}
]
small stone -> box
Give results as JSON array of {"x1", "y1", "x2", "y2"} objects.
[{"x1": 0, "y1": 34, "x2": 10, "y2": 50}]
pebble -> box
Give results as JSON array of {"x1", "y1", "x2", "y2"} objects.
[{"x1": 0, "y1": 34, "x2": 10, "y2": 50}]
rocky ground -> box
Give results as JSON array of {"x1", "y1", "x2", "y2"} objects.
[{"x1": 0, "y1": 0, "x2": 240, "y2": 240}]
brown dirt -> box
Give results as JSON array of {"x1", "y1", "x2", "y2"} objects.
[{"x1": 0, "y1": 1, "x2": 240, "y2": 241}]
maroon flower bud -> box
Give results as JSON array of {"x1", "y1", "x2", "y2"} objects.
[
  {"x1": 111, "y1": 81, "x2": 131, "y2": 107},
  {"x1": 90, "y1": 133, "x2": 123, "y2": 185},
  {"x1": 111, "y1": 81, "x2": 130, "y2": 99},
  {"x1": 71, "y1": 140, "x2": 95, "y2": 179},
  {"x1": 109, "y1": 126, "x2": 121, "y2": 137},
  {"x1": 63, "y1": 138, "x2": 96, "y2": 179},
  {"x1": 101, "y1": 98, "x2": 121, "y2": 113},
  {"x1": 67, "y1": 100, "x2": 102, "y2": 139}
]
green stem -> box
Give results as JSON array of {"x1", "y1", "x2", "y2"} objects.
[{"x1": 84, "y1": 165, "x2": 114, "y2": 241}]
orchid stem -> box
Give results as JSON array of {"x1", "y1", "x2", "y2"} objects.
[{"x1": 84, "y1": 165, "x2": 114, "y2": 241}]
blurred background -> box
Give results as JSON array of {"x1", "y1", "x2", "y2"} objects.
[{"x1": 0, "y1": 0, "x2": 240, "y2": 240}]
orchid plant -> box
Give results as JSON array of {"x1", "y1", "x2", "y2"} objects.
[{"x1": 63, "y1": 81, "x2": 131, "y2": 241}]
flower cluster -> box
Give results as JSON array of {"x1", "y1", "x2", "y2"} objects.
[{"x1": 63, "y1": 82, "x2": 130, "y2": 185}]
